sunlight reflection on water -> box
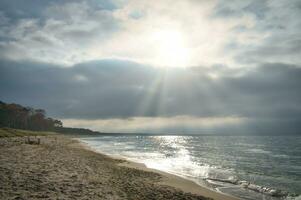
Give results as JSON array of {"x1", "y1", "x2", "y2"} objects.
[{"x1": 79, "y1": 135, "x2": 301, "y2": 200}]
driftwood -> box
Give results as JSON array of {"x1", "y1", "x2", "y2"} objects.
[{"x1": 25, "y1": 136, "x2": 40, "y2": 145}]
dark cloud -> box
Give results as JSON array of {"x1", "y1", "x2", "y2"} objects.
[
  {"x1": 1, "y1": 59, "x2": 300, "y2": 134},
  {"x1": 213, "y1": 0, "x2": 269, "y2": 19},
  {"x1": 0, "y1": 0, "x2": 119, "y2": 21},
  {"x1": 0, "y1": 0, "x2": 121, "y2": 63},
  {"x1": 0, "y1": 0, "x2": 300, "y2": 134}
]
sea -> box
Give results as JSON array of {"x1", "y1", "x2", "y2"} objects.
[{"x1": 78, "y1": 135, "x2": 301, "y2": 200}]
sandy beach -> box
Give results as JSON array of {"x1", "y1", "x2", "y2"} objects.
[{"x1": 0, "y1": 135, "x2": 238, "y2": 200}]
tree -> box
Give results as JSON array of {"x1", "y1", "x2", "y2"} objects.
[{"x1": 0, "y1": 101, "x2": 63, "y2": 131}]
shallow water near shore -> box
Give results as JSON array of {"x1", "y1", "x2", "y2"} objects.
[{"x1": 79, "y1": 135, "x2": 301, "y2": 200}]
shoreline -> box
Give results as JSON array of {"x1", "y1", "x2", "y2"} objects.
[
  {"x1": 76, "y1": 138, "x2": 239, "y2": 200},
  {"x1": 76, "y1": 136, "x2": 300, "y2": 200},
  {"x1": 0, "y1": 134, "x2": 239, "y2": 200}
]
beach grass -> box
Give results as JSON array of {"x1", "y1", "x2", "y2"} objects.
[{"x1": 0, "y1": 127, "x2": 55, "y2": 137}]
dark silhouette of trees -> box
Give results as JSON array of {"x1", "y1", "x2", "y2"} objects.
[
  {"x1": 0, "y1": 101, "x2": 63, "y2": 131},
  {"x1": 0, "y1": 101, "x2": 102, "y2": 135}
]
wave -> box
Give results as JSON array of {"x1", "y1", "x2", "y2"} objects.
[
  {"x1": 205, "y1": 177, "x2": 299, "y2": 199},
  {"x1": 246, "y1": 148, "x2": 271, "y2": 154},
  {"x1": 79, "y1": 135, "x2": 301, "y2": 200}
]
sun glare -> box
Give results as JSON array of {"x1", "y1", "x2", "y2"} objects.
[{"x1": 151, "y1": 30, "x2": 190, "y2": 68}]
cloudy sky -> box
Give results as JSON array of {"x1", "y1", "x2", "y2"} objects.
[{"x1": 0, "y1": 0, "x2": 300, "y2": 134}]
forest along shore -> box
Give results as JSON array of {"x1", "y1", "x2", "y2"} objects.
[{"x1": 0, "y1": 131, "x2": 237, "y2": 200}]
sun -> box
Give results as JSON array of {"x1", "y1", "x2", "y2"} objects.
[{"x1": 151, "y1": 29, "x2": 190, "y2": 68}]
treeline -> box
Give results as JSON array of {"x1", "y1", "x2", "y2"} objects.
[
  {"x1": 0, "y1": 101, "x2": 62, "y2": 131},
  {"x1": 0, "y1": 100, "x2": 103, "y2": 135},
  {"x1": 54, "y1": 127, "x2": 101, "y2": 135}
]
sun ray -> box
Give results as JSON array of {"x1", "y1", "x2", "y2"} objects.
[{"x1": 136, "y1": 69, "x2": 167, "y2": 117}]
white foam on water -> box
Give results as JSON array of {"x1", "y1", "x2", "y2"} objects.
[
  {"x1": 78, "y1": 136, "x2": 300, "y2": 200},
  {"x1": 246, "y1": 148, "x2": 271, "y2": 154}
]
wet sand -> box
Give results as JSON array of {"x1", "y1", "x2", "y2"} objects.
[{"x1": 0, "y1": 135, "x2": 238, "y2": 200}]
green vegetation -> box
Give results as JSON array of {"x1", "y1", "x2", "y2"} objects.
[{"x1": 0, "y1": 128, "x2": 53, "y2": 138}]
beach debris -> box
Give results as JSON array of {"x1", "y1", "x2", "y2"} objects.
[{"x1": 25, "y1": 136, "x2": 40, "y2": 145}]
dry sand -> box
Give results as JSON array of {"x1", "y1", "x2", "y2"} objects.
[{"x1": 0, "y1": 135, "x2": 238, "y2": 200}]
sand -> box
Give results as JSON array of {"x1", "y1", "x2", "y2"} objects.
[{"x1": 0, "y1": 135, "x2": 238, "y2": 200}]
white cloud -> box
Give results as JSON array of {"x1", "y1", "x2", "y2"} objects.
[
  {"x1": 1, "y1": 0, "x2": 300, "y2": 69},
  {"x1": 95, "y1": 0, "x2": 260, "y2": 68},
  {"x1": 0, "y1": 0, "x2": 263, "y2": 68},
  {"x1": 62, "y1": 116, "x2": 246, "y2": 133}
]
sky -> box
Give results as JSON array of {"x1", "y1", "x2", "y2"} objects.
[{"x1": 0, "y1": 0, "x2": 301, "y2": 134}]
